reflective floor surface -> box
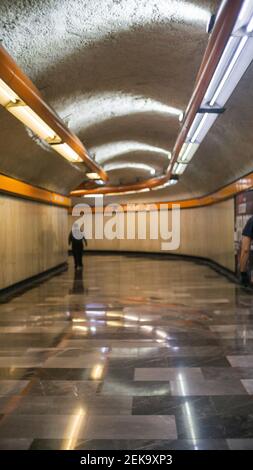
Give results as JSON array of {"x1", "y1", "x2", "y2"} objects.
[{"x1": 0, "y1": 254, "x2": 253, "y2": 450}]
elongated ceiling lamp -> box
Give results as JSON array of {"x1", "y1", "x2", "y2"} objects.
[
  {"x1": 171, "y1": 0, "x2": 253, "y2": 176},
  {"x1": 0, "y1": 47, "x2": 107, "y2": 181}
]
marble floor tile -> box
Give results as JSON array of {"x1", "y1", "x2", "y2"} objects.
[
  {"x1": 74, "y1": 438, "x2": 229, "y2": 450},
  {"x1": 30, "y1": 437, "x2": 214, "y2": 450},
  {"x1": 60, "y1": 340, "x2": 161, "y2": 349},
  {"x1": 212, "y1": 395, "x2": 253, "y2": 416},
  {"x1": 43, "y1": 355, "x2": 106, "y2": 368},
  {"x1": 227, "y1": 356, "x2": 253, "y2": 367},
  {"x1": 210, "y1": 325, "x2": 253, "y2": 339},
  {"x1": 0, "y1": 368, "x2": 36, "y2": 380},
  {"x1": 134, "y1": 367, "x2": 204, "y2": 381},
  {"x1": 175, "y1": 415, "x2": 225, "y2": 439},
  {"x1": 202, "y1": 366, "x2": 253, "y2": 380},
  {"x1": 0, "y1": 255, "x2": 252, "y2": 448},
  {"x1": 241, "y1": 379, "x2": 253, "y2": 394},
  {"x1": 0, "y1": 414, "x2": 176, "y2": 440},
  {"x1": 0, "y1": 414, "x2": 82, "y2": 439},
  {"x1": 227, "y1": 438, "x2": 253, "y2": 450},
  {"x1": 27, "y1": 380, "x2": 100, "y2": 396},
  {"x1": 132, "y1": 396, "x2": 217, "y2": 417},
  {"x1": 0, "y1": 326, "x2": 67, "y2": 334},
  {"x1": 0, "y1": 395, "x2": 132, "y2": 415},
  {"x1": 170, "y1": 378, "x2": 247, "y2": 396},
  {"x1": 84, "y1": 415, "x2": 177, "y2": 440},
  {"x1": 0, "y1": 380, "x2": 29, "y2": 396},
  {"x1": 101, "y1": 380, "x2": 171, "y2": 396},
  {"x1": 218, "y1": 416, "x2": 253, "y2": 438},
  {"x1": 0, "y1": 358, "x2": 42, "y2": 367},
  {"x1": 0, "y1": 438, "x2": 32, "y2": 450}
]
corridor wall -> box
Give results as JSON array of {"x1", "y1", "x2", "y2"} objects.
[
  {"x1": 0, "y1": 194, "x2": 68, "y2": 289},
  {"x1": 69, "y1": 198, "x2": 235, "y2": 272}
]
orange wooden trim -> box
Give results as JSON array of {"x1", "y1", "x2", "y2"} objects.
[
  {"x1": 0, "y1": 46, "x2": 108, "y2": 182},
  {"x1": 0, "y1": 174, "x2": 71, "y2": 208},
  {"x1": 127, "y1": 173, "x2": 253, "y2": 211},
  {"x1": 75, "y1": 172, "x2": 253, "y2": 213},
  {"x1": 71, "y1": 174, "x2": 171, "y2": 196}
]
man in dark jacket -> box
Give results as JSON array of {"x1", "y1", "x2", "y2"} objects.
[
  {"x1": 69, "y1": 224, "x2": 88, "y2": 270},
  {"x1": 240, "y1": 216, "x2": 253, "y2": 286}
]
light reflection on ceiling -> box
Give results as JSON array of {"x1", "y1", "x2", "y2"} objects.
[{"x1": 60, "y1": 93, "x2": 182, "y2": 135}]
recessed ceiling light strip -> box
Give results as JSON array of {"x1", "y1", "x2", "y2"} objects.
[
  {"x1": 0, "y1": 46, "x2": 107, "y2": 180},
  {"x1": 171, "y1": 0, "x2": 253, "y2": 178}
]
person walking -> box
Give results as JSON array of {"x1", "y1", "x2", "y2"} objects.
[
  {"x1": 240, "y1": 216, "x2": 253, "y2": 286},
  {"x1": 68, "y1": 223, "x2": 88, "y2": 270}
]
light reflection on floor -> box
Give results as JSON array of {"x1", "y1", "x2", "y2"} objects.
[{"x1": 0, "y1": 254, "x2": 253, "y2": 449}]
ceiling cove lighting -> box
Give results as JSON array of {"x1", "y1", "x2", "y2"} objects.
[
  {"x1": 90, "y1": 141, "x2": 170, "y2": 165},
  {"x1": 0, "y1": 78, "x2": 84, "y2": 163},
  {"x1": 103, "y1": 162, "x2": 156, "y2": 176},
  {"x1": 86, "y1": 172, "x2": 101, "y2": 180},
  {"x1": 174, "y1": 0, "x2": 253, "y2": 174}
]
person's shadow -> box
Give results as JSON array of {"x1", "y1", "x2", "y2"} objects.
[{"x1": 70, "y1": 268, "x2": 88, "y2": 295}]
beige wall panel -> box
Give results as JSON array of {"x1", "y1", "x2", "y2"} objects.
[
  {"x1": 68, "y1": 198, "x2": 235, "y2": 271},
  {"x1": 0, "y1": 194, "x2": 68, "y2": 289}
]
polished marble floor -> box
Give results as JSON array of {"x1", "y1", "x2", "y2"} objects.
[{"x1": 0, "y1": 254, "x2": 253, "y2": 450}]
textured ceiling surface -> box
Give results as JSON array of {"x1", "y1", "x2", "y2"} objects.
[{"x1": 2, "y1": 0, "x2": 250, "y2": 201}]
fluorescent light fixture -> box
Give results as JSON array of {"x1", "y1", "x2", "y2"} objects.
[
  {"x1": 178, "y1": 142, "x2": 200, "y2": 163},
  {"x1": 235, "y1": 0, "x2": 253, "y2": 32},
  {"x1": 175, "y1": 2, "x2": 253, "y2": 175},
  {"x1": 51, "y1": 143, "x2": 83, "y2": 162},
  {"x1": 186, "y1": 112, "x2": 218, "y2": 144},
  {"x1": 247, "y1": 12, "x2": 253, "y2": 32},
  {"x1": 0, "y1": 79, "x2": 87, "y2": 166},
  {"x1": 0, "y1": 79, "x2": 19, "y2": 106},
  {"x1": 172, "y1": 162, "x2": 187, "y2": 175},
  {"x1": 204, "y1": 5, "x2": 253, "y2": 109},
  {"x1": 209, "y1": 35, "x2": 248, "y2": 107},
  {"x1": 86, "y1": 172, "x2": 100, "y2": 179},
  {"x1": 7, "y1": 101, "x2": 58, "y2": 142},
  {"x1": 190, "y1": 113, "x2": 210, "y2": 142}
]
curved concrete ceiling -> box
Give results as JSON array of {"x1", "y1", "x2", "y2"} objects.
[{"x1": 2, "y1": 0, "x2": 246, "y2": 200}]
